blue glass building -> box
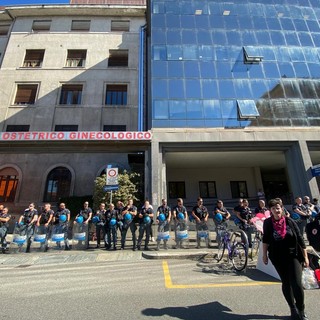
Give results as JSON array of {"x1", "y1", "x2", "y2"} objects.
[{"x1": 147, "y1": 0, "x2": 320, "y2": 207}]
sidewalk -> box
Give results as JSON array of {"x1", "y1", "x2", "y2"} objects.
[{"x1": 0, "y1": 231, "x2": 212, "y2": 267}]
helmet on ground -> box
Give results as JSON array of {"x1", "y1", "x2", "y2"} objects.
[
  {"x1": 124, "y1": 213, "x2": 132, "y2": 221},
  {"x1": 59, "y1": 214, "x2": 67, "y2": 223},
  {"x1": 291, "y1": 213, "x2": 300, "y2": 220},
  {"x1": 144, "y1": 216, "x2": 151, "y2": 224},
  {"x1": 215, "y1": 213, "x2": 223, "y2": 223},
  {"x1": 109, "y1": 218, "x2": 117, "y2": 226},
  {"x1": 177, "y1": 212, "x2": 184, "y2": 220},
  {"x1": 158, "y1": 213, "x2": 166, "y2": 221},
  {"x1": 76, "y1": 216, "x2": 84, "y2": 224},
  {"x1": 92, "y1": 216, "x2": 100, "y2": 224}
]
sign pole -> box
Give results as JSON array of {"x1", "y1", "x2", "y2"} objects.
[{"x1": 110, "y1": 190, "x2": 113, "y2": 204}]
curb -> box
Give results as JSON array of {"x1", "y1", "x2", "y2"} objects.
[{"x1": 142, "y1": 250, "x2": 209, "y2": 260}]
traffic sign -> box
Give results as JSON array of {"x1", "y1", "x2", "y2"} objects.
[
  {"x1": 106, "y1": 168, "x2": 118, "y2": 185},
  {"x1": 103, "y1": 185, "x2": 119, "y2": 192}
]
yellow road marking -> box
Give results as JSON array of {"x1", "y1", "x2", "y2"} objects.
[{"x1": 162, "y1": 260, "x2": 279, "y2": 289}]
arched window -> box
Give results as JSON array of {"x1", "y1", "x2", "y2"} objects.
[
  {"x1": 0, "y1": 167, "x2": 19, "y2": 202},
  {"x1": 44, "y1": 167, "x2": 71, "y2": 202}
]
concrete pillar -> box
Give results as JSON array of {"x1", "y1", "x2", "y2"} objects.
[
  {"x1": 253, "y1": 166, "x2": 264, "y2": 194},
  {"x1": 285, "y1": 140, "x2": 319, "y2": 199},
  {"x1": 151, "y1": 139, "x2": 161, "y2": 208}
]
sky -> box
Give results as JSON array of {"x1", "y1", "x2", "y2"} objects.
[{"x1": 1, "y1": 0, "x2": 69, "y2": 6}]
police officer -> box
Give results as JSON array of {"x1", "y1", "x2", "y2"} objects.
[
  {"x1": 36, "y1": 203, "x2": 54, "y2": 251},
  {"x1": 137, "y1": 200, "x2": 154, "y2": 251},
  {"x1": 121, "y1": 198, "x2": 138, "y2": 251},
  {"x1": 105, "y1": 203, "x2": 118, "y2": 250},
  {"x1": 156, "y1": 199, "x2": 171, "y2": 250},
  {"x1": 116, "y1": 201, "x2": 124, "y2": 234},
  {"x1": 18, "y1": 203, "x2": 38, "y2": 253},
  {"x1": 172, "y1": 198, "x2": 188, "y2": 249},
  {"x1": 0, "y1": 207, "x2": 11, "y2": 254},
  {"x1": 53, "y1": 202, "x2": 71, "y2": 250},
  {"x1": 94, "y1": 203, "x2": 106, "y2": 248},
  {"x1": 74, "y1": 201, "x2": 93, "y2": 249},
  {"x1": 192, "y1": 197, "x2": 209, "y2": 248}
]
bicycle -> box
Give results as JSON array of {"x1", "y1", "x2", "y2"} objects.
[
  {"x1": 250, "y1": 227, "x2": 262, "y2": 260},
  {"x1": 216, "y1": 224, "x2": 248, "y2": 271}
]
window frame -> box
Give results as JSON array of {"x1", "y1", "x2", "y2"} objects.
[
  {"x1": 230, "y1": 181, "x2": 248, "y2": 198},
  {"x1": 13, "y1": 83, "x2": 39, "y2": 106},
  {"x1": 0, "y1": 23, "x2": 11, "y2": 36},
  {"x1": 22, "y1": 49, "x2": 45, "y2": 68},
  {"x1": 0, "y1": 175, "x2": 18, "y2": 202},
  {"x1": 103, "y1": 125, "x2": 126, "y2": 131},
  {"x1": 105, "y1": 84, "x2": 128, "y2": 105},
  {"x1": 199, "y1": 181, "x2": 217, "y2": 198},
  {"x1": 111, "y1": 20, "x2": 130, "y2": 32},
  {"x1": 71, "y1": 20, "x2": 91, "y2": 32},
  {"x1": 65, "y1": 49, "x2": 87, "y2": 68},
  {"x1": 6, "y1": 125, "x2": 30, "y2": 132},
  {"x1": 54, "y1": 125, "x2": 78, "y2": 132},
  {"x1": 43, "y1": 167, "x2": 72, "y2": 202},
  {"x1": 108, "y1": 49, "x2": 129, "y2": 67},
  {"x1": 59, "y1": 84, "x2": 83, "y2": 105},
  {"x1": 32, "y1": 20, "x2": 51, "y2": 32},
  {"x1": 168, "y1": 181, "x2": 186, "y2": 199}
]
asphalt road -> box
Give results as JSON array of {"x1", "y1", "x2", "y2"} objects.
[{"x1": 1, "y1": 258, "x2": 320, "y2": 320}]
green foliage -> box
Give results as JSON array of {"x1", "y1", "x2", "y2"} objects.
[
  {"x1": 58, "y1": 195, "x2": 93, "y2": 218},
  {"x1": 93, "y1": 170, "x2": 140, "y2": 210}
]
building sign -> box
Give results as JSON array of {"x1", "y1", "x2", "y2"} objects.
[{"x1": 0, "y1": 131, "x2": 152, "y2": 141}]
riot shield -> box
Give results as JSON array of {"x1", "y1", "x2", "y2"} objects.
[
  {"x1": 10, "y1": 223, "x2": 27, "y2": 253},
  {"x1": 72, "y1": 221, "x2": 89, "y2": 250}
]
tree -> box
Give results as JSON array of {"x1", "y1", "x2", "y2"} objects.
[{"x1": 93, "y1": 170, "x2": 140, "y2": 210}]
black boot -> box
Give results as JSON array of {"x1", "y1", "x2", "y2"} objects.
[
  {"x1": 298, "y1": 310, "x2": 309, "y2": 320},
  {"x1": 290, "y1": 306, "x2": 300, "y2": 320}
]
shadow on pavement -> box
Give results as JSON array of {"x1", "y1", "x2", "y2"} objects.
[{"x1": 141, "y1": 301, "x2": 288, "y2": 320}]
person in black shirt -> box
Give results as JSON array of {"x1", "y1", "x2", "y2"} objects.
[
  {"x1": 93, "y1": 203, "x2": 106, "y2": 248},
  {"x1": 53, "y1": 202, "x2": 71, "y2": 250},
  {"x1": 156, "y1": 199, "x2": 171, "y2": 250},
  {"x1": 292, "y1": 197, "x2": 310, "y2": 238},
  {"x1": 213, "y1": 200, "x2": 231, "y2": 244},
  {"x1": 18, "y1": 203, "x2": 38, "y2": 253},
  {"x1": 105, "y1": 203, "x2": 118, "y2": 250},
  {"x1": 263, "y1": 199, "x2": 309, "y2": 320},
  {"x1": 235, "y1": 199, "x2": 253, "y2": 247},
  {"x1": 36, "y1": 203, "x2": 54, "y2": 251},
  {"x1": 172, "y1": 198, "x2": 188, "y2": 249},
  {"x1": 192, "y1": 197, "x2": 209, "y2": 248},
  {"x1": 121, "y1": 198, "x2": 138, "y2": 251},
  {"x1": 0, "y1": 207, "x2": 11, "y2": 253},
  {"x1": 137, "y1": 200, "x2": 154, "y2": 251},
  {"x1": 74, "y1": 201, "x2": 93, "y2": 249}
]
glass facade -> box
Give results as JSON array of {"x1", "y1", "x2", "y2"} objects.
[{"x1": 150, "y1": 0, "x2": 320, "y2": 128}]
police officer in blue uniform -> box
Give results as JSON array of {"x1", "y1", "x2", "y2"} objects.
[
  {"x1": 156, "y1": 199, "x2": 171, "y2": 250},
  {"x1": 36, "y1": 203, "x2": 54, "y2": 251},
  {"x1": 137, "y1": 200, "x2": 154, "y2": 251},
  {"x1": 0, "y1": 206, "x2": 11, "y2": 254},
  {"x1": 74, "y1": 201, "x2": 93, "y2": 249},
  {"x1": 105, "y1": 203, "x2": 118, "y2": 250},
  {"x1": 121, "y1": 198, "x2": 138, "y2": 251},
  {"x1": 18, "y1": 203, "x2": 38, "y2": 252},
  {"x1": 53, "y1": 202, "x2": 71, "y2": 250},
  {"x1": 94, "y1": 203, "x2": 106, "y2": 248}
]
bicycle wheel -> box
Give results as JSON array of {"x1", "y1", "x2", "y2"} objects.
[
  {"x1": 231, "y1": 242, "x2": 248, "y2": 271},
  {"x1": 250, "y1": 235, "x2": 260, "y2": 259},
  {"x1": 216, "y1": 241, "x2": 226, "y2": 262}
]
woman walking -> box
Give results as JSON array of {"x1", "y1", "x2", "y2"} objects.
[{"x1": 262, "y1": 198, "x2": 309, "y2": 320}]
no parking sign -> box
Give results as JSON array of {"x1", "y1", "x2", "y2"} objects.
[{"x1": 106, "y1": 168, "x2": 118, "y2": 185}]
